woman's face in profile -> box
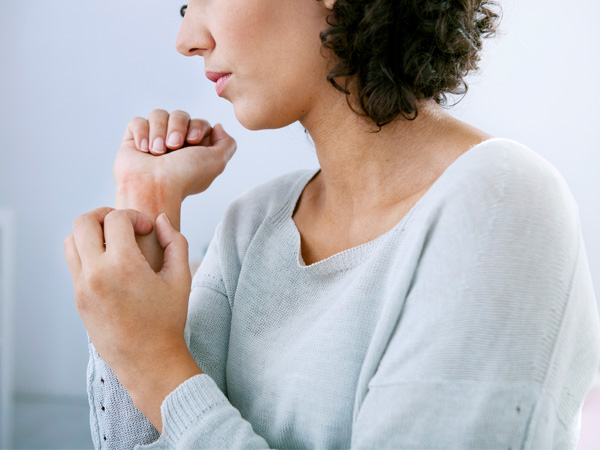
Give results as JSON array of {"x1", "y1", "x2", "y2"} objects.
[{"x1": 176, "y1": 0, "x2": 334, "y2": 131}]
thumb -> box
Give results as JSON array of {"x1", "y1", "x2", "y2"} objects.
[
  {"x1": 155, "y1": 213, "x2": 191, "y2": 283},
  {"x1": 209, "y1": 123, "x2": 237, "y2": 163}
]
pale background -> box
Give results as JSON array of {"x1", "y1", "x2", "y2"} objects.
[{"x1": 0, "y1": 0, "x2": 599, "y2": 448}]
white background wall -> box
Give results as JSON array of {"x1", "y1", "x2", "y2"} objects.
[{"x1": 0, "y1": 0, "x2": 598, "y2": 401}]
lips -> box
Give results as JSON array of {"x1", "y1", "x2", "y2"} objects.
[
  {"x1": 206, "y1": 71, "x2": 232, "y2": 97},
  {"x1": 205, "y1": 71, "x2": 231, "y2": 83}
]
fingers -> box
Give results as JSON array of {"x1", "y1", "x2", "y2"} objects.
[
  {"x1": 186, "y1": 118, "x2": 212, "y2": 146},
  {"x1": 164, "y1": 113, "x2": 212, "y2": 149},
  {"x1": 147, "y1": 109, "x2": 169, "y2": 155},
  {"x1": 155, "y1": 213, "x2": 191, "y2": 283},
  {"x1": 124, "y1": 117, "x2": 150, "y2": 152},
  {"x1": 72, "y1": 207, "x2": 114, "y2": 267},
  {"x1": 103, "y1": 209, "x2": 154, "y2": 254},
  {"x1": 125, "y1": 110, "x2": 214, "y2": 156},
  {"x1": 166, "y1": 110, "x2": 191, "y2": 150},
  {"x1": 71, "y1": 207, "x2": 153, "y2": 268}
]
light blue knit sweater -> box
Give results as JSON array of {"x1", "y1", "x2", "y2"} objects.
[{"x1": 88, "y1": 138, "x2": 600, "y2": 449}]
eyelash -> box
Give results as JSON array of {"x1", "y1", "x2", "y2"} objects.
[{"x1": 180, "y1": 4, "x2": 187, "y2": 17}]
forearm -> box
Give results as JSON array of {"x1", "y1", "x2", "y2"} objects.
[
  {"x1": 123, "y1": 345, "x2": 204, "y2": 434},
  {"x1": 116, "y1": 178, "x2": 183, "y2": 272}
]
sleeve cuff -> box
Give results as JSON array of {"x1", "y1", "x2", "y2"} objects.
[{"x1": 157, "y1": 374, "x2": 229, "y2": 448}]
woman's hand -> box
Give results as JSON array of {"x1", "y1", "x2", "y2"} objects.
[
  {"x1": 114, "y1": 109, "x2": 237, "y2": 272},
  {"x1": 114, "y1": 109, "x2": 237, "y2": 201},
  {"x1": 64, "y1": 207, "x2": 203, "y2": 432}
]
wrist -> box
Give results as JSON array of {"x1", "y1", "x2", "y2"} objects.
[
  {"x1": 116, "y1": 176, "x2": 183, "y2": 230},
  {"x1": 123, "y1": 346, "x2": 203, "y2": 432}
]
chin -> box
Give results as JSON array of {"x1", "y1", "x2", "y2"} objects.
[{"x1": 233, "y1": 102, "x2": 297, "y2": 131}]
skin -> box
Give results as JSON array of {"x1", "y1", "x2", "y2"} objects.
[{"x1": 65, "y1": 0, "x2": 492, "y2": 434}]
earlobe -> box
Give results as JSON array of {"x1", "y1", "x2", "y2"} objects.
[{"x1": 321, "y1": 0, "x2": 336, "y2": 11}]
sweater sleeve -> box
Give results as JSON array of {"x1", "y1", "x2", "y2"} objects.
[
  {"x1": 87, "y1": 338, "x2": 160, "y2": 449},
  {"x1": 86, "y1": 221, "x2": 236, "y2": 449},
  {"x1": 350, "y1": 155, "x2": 600, "y2": 449},
  {"x1": 129, "y1": 282, "x2": 273, "y2": 449},
  {"x1": 130, "y1": 210, "x2": 275, "y2": 450}
]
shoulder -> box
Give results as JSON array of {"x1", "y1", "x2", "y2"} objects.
[
  {"x1": 409, "y1": 137, "x2": 583, "y2": 291},
  {"x1": 431, "y1": 137, "x2": 580, "y2": 232}
]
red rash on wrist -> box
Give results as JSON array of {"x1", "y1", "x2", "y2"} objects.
[
  {"x1": 115, "y1": 176, "x2": 183, "y2": 271},
  {"x1": 116, "y1": 178, "x2": 182, "y2": 230}
]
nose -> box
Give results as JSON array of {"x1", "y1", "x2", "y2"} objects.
[{"x1": 175, "y1": 3, "x2": 215, "y2": 57}]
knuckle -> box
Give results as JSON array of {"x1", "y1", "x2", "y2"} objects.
[
  {"x1": 179, "y1": 234, "x2": 189, "y2": 248},
  {"x1": 198, "y1": 119, "x2": 211, "y2": 129},
  {"x1": 111, "y1": 209, "x2": 127, "y2": 219},
  {"x1": 114, "y1": 263, "x2": 134, "y2": 282},
  {"x1": 72, "y1": 214, "x2": 88, "y2": 231},
  {"x1": 130, "y1": 117, "x2": 148, "y2": 130},
  {"x1": 85, "y1": 270, "x2": 105, "y2": 293},
  {"x1": 105, "y1": 209, "x2": 126, "y2": 225},
  {"x1": 171, "y1": 109, "x2": 190, "y2": 119},
  {"x1": 176, "y1": 234, "x2": 189, "y2": 251},
  {"x1": 150, "y1": 108, "x2": 168, "y2": 117},
  {"x1": 173, "y1": 232, "x2": 189, "y2": 249},
  {"x1": 74, "y1": 288, "x2": 88, "y2": 314},
  {"x1": 96, "y1": 206, "x2": 113, "y2": 215}
]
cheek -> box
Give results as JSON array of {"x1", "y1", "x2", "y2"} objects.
[
  {"x1": 220, "y1": 2, "x2": 330, "y2": 129},
  {"x1": 221, "y1": 2, "x2": 277, "y2": 49},
  {"x1": 230, "y1": 44, "x2": 326, "y2": 130}
]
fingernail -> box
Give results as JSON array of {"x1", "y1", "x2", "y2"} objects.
[
  {"x1": 153, "y1": 137, "x2": 165, "y2": 154},
  {"x1": 162, "y1": 213, "x2": 171, "y2": 226},
  {"x1": 141, "y1": 138, "x2": 149, "y2": 152},
  {"x1": 187, "y1": 129, "x2": 200, "y2": 141},
  {"x1": 167, "y1": 132, "x2": 181, "y2": 147}
]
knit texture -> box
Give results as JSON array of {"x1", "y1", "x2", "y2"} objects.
[{"x1": 87, "y1": 138, "x2": 600, "y2": 449}]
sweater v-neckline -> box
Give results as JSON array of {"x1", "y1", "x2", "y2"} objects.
[{"x1": 271, "y1": 137, "x2": 504, "y2": 275}]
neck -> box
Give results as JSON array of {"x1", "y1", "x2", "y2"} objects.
[{"x1": 299, "y1": 91, "x2": 483, "y2": 218}]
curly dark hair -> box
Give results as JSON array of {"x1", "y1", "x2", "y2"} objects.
[{"x1": 319, "y1": 0, "x2": 501, "y2": 129}]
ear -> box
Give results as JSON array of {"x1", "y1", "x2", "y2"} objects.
[{"x1": 322, "y1": 0, "x2": 336, "y2": 11}]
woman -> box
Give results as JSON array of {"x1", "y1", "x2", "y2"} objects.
[{"x1": 64, "y1": 0, "x2": 600, "y2": 448}]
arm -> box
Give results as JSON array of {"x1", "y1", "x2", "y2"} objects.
[
  {"x1": 78, "y1": 209, "x2": 273, "y2": 450},
  {"x1": 84, "y1": 215, "x2": 236, "y2": 449},
  {"x1": 349, "y1": 161, "x2": 600, "y2": 448},
  {"x1": 72, "y1": 110, "x2": 237, "y2": 448},
  {"x1": 350, "y1": 234, "x2": 600, "y2": 449},
  {"x1": 73, "y1": 206, "x2": 273, "y2": 450},
  {"x1": 109, "y1": 111, "x2": 236, "y2": 429}
]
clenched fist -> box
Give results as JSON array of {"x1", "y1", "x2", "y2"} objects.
[{"x1": 114, "y1": 109, "x2": 237, "y2": 201}]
